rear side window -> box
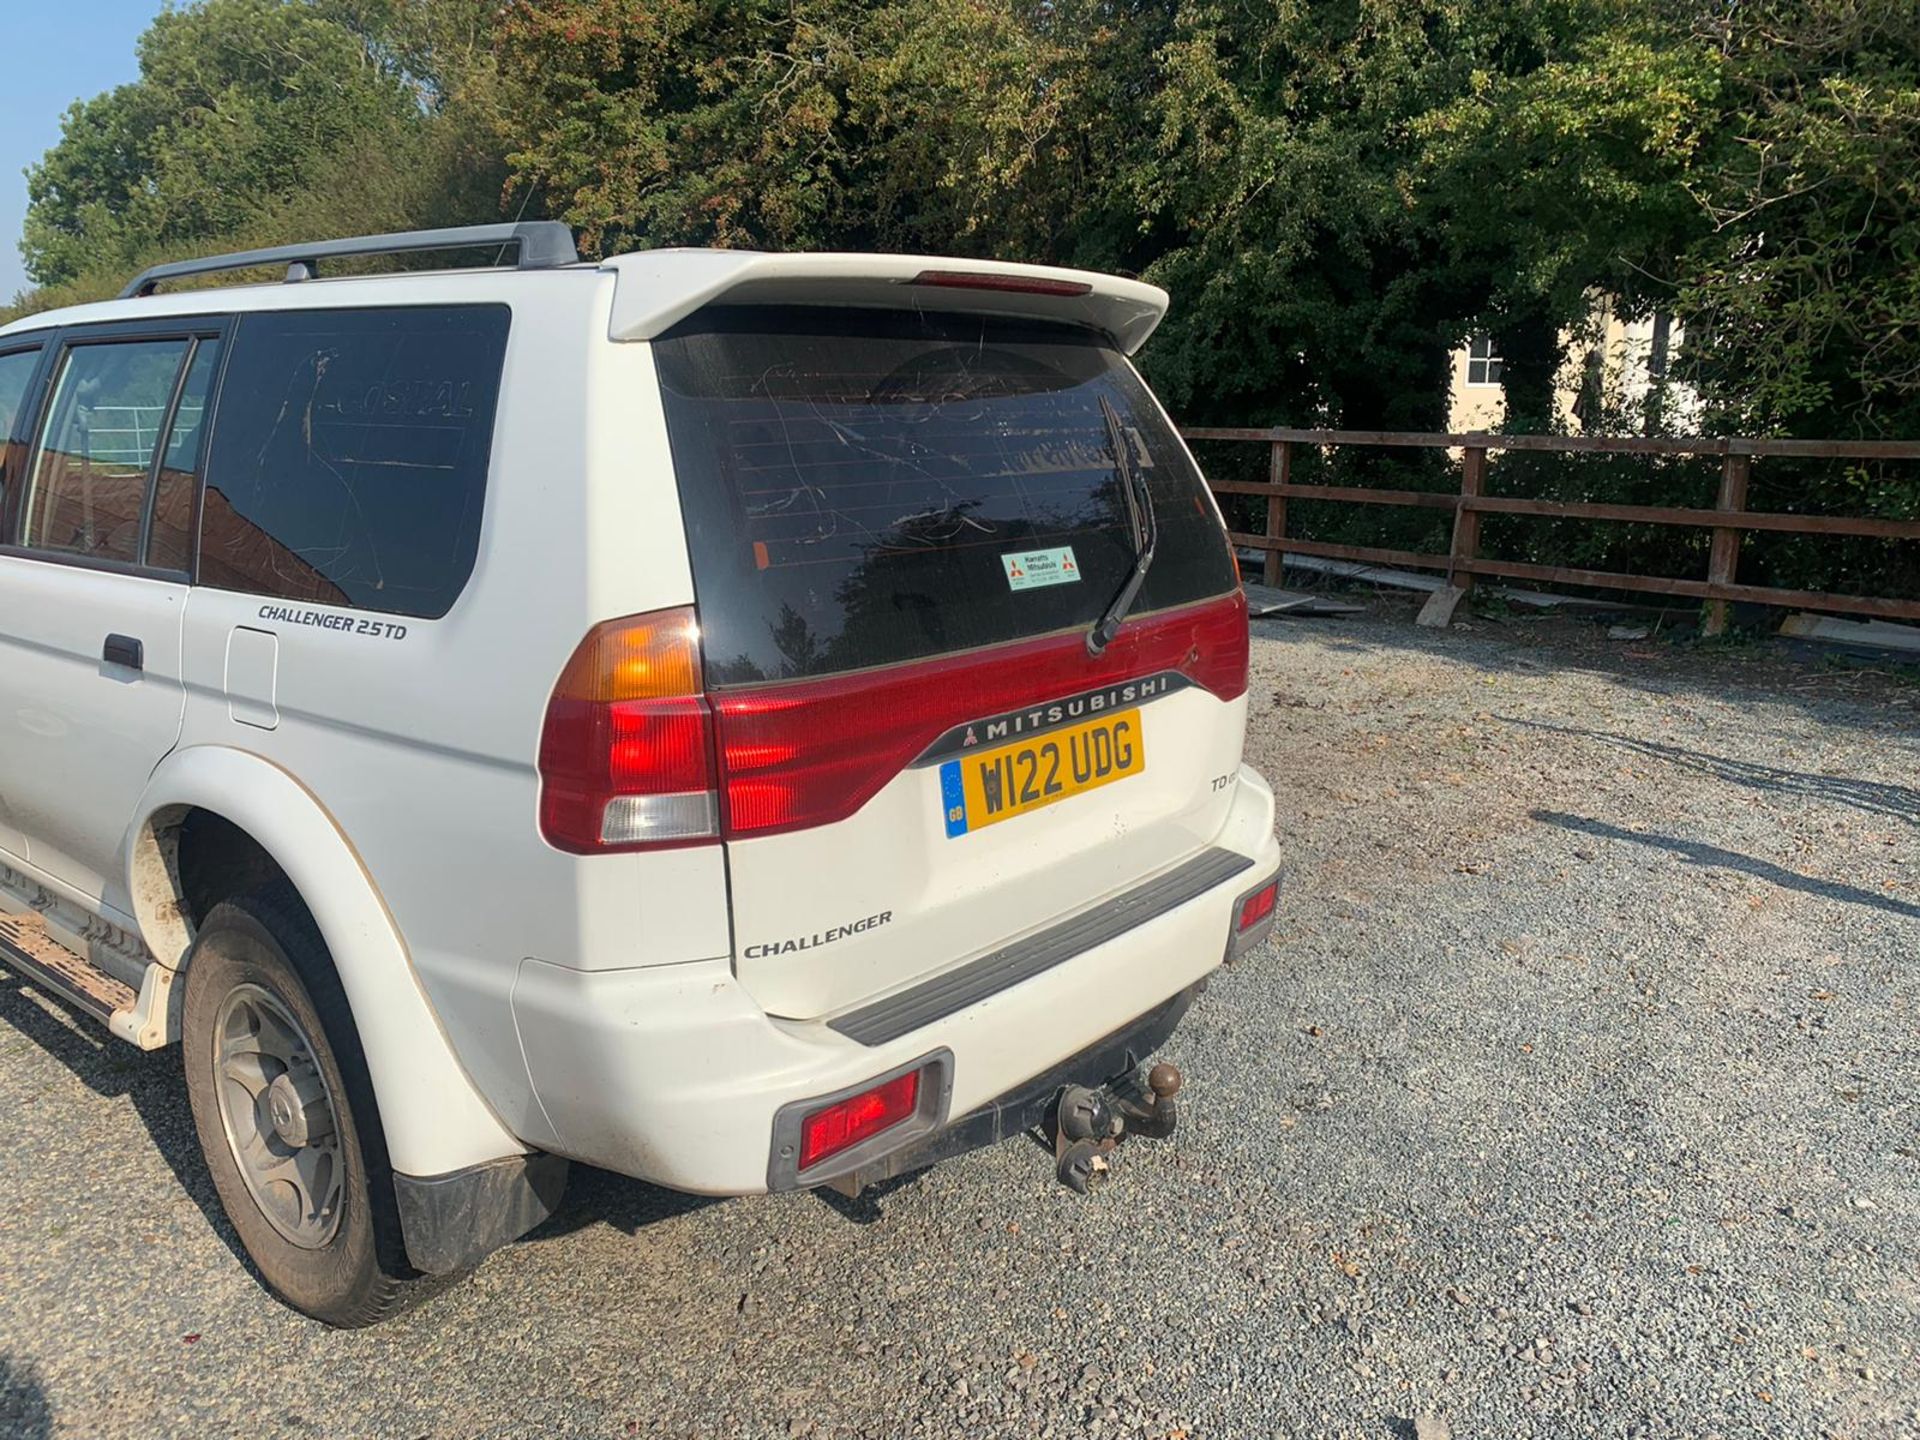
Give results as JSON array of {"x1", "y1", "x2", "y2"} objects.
[
  {"x1": 655, "y1": 307, "x2": 1236, "y2": 685},
  {"x1": 0, "y1": 346, "x2": 41, "y2": 519},
  {"x1": 148, "y1": 338, "x2": 222, "y2": 572},
  {"x1": 200, "y1": 305, "x2": 510, "y2": 618},
  {"x1": 23, "y1": 338, "x2": 190, "y2": 565},
  {"x1": 0, "y1": 347, "x2": 36, "y2": 440}
]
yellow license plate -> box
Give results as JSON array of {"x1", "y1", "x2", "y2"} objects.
[{"x1": 939, "y1": 708, "x2": 1144, "y2": 837}]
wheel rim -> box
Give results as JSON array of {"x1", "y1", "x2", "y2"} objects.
[{"x1": 211, "y1": 983, "x2": 344, "y2": 1250}]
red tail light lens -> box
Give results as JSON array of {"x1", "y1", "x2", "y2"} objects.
[
  {"x1": 538, "y1": 607, "x2": 719, "y2": 852},
  {"x1": 798, "y1": 1070, "x2": 921, "y2": 1171},
  {"x1": 712, "y1": 591, "x2": 1248, "y2": 839},
  {"x1": 543, "y1": 591, "x2": 1248, "y2": 851}
]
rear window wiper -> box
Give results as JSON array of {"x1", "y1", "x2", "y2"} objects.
[{"x1": 1086, "y1": 394, "x2": 1158, "y2": 656}]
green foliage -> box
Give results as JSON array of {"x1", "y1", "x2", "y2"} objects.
[
  {"x1": 11, "y1": 0, "x2": 519, "y2": 313},
  {"x1": 1411, "y1": 7, "x2": 1721, "y2": 425},
  {"x1": 1674, "y1": 0, "x2": 1920, "y2": 439},
  {"x1": 485, "y1": 0, "x2": 1708, "y2": 432},
  {"x1": 6, "y1": 0, "x2": 1918, "y2": 602},
  {"x1": 25, "y1": 0, "x2": 414, "y2": 286}
]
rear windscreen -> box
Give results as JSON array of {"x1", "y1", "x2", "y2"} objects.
[{"x1": 654, "y1": 306, "x2": 1236, "y2": 685}]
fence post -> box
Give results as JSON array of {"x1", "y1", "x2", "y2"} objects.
[
  {"x1": 1449, "y1": 445, "x2": 1488, "y2": 592},
  {"x1": 1263, "y1": 439, "x2": 1291, "y2": 587},
  {"x1": 1704, "y1": 450, "x2": 1752, "y2": 638}
]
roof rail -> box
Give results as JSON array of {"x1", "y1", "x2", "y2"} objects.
[{"x1": 118, "y1": 221, "x2": 580, "y2": 299}]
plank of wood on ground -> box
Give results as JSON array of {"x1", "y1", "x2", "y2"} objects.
[{"x1": 1241, "y1": 582, "x2": 1366, "y2": 617}]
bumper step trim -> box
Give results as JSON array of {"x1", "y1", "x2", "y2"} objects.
[
  {"x1": 828, "y1": 847, "x2": 1253, "y2": 1047},
  {"x1": 832, "y1": 985, "x2": 1197, "y2": 1193}
]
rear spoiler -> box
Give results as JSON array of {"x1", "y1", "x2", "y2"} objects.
[{"x1": 601, "y1": 250, "x2": 1170, "y2": 355}]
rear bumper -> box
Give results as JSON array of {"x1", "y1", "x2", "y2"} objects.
[
  {"x1": 507, "y1": 765, "x2": 1279, "y2": 1193},
  {"x1": 814, "y1": 983, "x2": 1199, "y2": 1195}
]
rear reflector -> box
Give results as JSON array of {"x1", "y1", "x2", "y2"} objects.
[
  {"x1": 798, "y1": 1069, "x2": 921, "y2": 1171},
  {"x1": 1237, "y1": 880, "x2": 1279, "y2": 931},
  {"x1": 1226, "y1": 871, "x2": 1281, "y2": 960},
  {"x1": 910, "y1": 269, "x2": 1093, "y2": 298}
]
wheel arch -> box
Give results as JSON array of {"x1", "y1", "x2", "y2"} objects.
[{"x1": 126, "y1": 745, "x2": 524, "y2": 1177}]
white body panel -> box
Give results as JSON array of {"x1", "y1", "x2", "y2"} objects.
[
  {"x1": 730, "y1": 687, "x2": 1249, "y2": 1018},
  {"x1": 0, "y1": 560, "x2": 186, "y2": 899},
  {"x1": 514, "y1": 766, "x2": 1278, "y2": 1191},
  {"x1": 127, "y1": 746, "x2": 521, "y2": 1174},
  {"x1": 0, "y1": 248, "x2": 1276, "y2": 1197}
]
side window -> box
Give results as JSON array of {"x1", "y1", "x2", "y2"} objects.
[
  {"x1": 0, "y1": 346, "x2": 41, "y2": 525},
  {"x1": 200, "y1": 305, "x2": 510, "y2": 618},
  {"x1": 23, "y1": 339, "x2": 189, "y2": 564},
  {"x1": 0, "y1": 348, "x2": 38, "y2": 439},
  {"x1": 147, "y1": 338, "x2": 223, "y2": 572}
]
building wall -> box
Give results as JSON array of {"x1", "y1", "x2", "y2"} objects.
[
  {"x1": 1447, "y1": 344, "x2": 1506, "y2": 432},
  {"x1": 1445, "y1": 298, "x2": 1702, "y2": 435}
]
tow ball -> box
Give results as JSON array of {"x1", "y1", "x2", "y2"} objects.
[{"x1": 1049, "y1": 1061, "x2": 1182, "y2": 1193}]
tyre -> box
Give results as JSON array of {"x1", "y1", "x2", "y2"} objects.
[{"x1": 181, "y1": 883, "x2": 449, "y2": 1326}]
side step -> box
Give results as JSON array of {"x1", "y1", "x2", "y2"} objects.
[{"x1": 0, "y1": 911, "x2": 174, "y2": 1047}]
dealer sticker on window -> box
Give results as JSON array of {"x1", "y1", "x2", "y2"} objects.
[{"x1": 1001, "y1": 546, "x2": 1081, "y2": 591}]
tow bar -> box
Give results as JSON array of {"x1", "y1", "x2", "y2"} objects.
[{"x1": 1049, "y1": 1061, "x2": 1183, "y2": 1193}]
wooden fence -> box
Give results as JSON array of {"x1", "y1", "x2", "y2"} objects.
[{"x1": 1180, "y1": 428, "x2": 1920, "y2": 633}]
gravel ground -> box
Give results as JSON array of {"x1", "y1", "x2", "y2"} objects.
[{"x1": 1, "y1": 597, "x2": 1915, "y2": 1440}]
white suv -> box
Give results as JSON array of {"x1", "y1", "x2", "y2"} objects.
[{"x1": 0, "y1": 223, "x2": 1280, "y2": 1325}]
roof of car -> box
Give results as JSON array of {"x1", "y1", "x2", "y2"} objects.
[{"x1": 1, "y1": 248, "x2": 1171, "y2": 354}]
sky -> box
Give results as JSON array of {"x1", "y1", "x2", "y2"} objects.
[{"x1": 0, "y1": 1, "x2": 167, "y2": 299}]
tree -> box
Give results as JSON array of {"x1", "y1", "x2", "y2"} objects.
[
  {"x1": 15, "y1": 0, "x2": 1920, "y2": 454},
  {"x1": 24, "y1": 0, "x2": 415, "y2": 286},
  {"x1": 15, "y1": 0, "x2": 520, "y2": 310},
  {"x1": 1673, "y1": 0, "x2": 1920, "y2": 440},
  {"x1": 489, "y1": 0, "x2": 1641, "y2": 431},
  {"x1": 1411, "y1": 7, "x2": 1720, "y2": 430}
]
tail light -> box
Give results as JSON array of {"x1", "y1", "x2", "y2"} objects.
[
  {"x1": 537, "y1": 607, "x2": 718, "y2": 852},
  {"x1": 541, "y1": 590, "x2": 1248, "y2": 851},
  {"x1": 712, "y1": 590, "x2": 1248, "y2": 839}
]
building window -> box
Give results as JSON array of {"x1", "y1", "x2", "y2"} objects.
[{"x1": 1466, "y1": 334, "x2": 1503, "y2": 386}]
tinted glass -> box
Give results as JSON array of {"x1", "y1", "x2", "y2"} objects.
[
  {"x1": 148, "y1": 337, "x2": 222, "y2": 572},
  {"x1": 200, "y1": 305, "x2": 509, "y2": 617},
  {"x1": 655, "y1": 307, "x2": 1236, "y2": 685},
  {"x1": 0, "y1": 348, "x2": 37, "y2": 440},
  {"x1": 0, "y1": 346, "x2": 41, "y2": 523},
  {"x1": 24, "y1": 339, "x2": 189, "y2": 564}
]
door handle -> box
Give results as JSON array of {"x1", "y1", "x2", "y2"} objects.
[{"x1": 103, "y1": 634, "x2": 144, "y2": 671}]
